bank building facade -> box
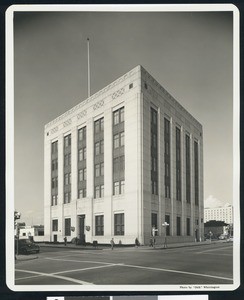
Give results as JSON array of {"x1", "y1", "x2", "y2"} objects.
[{"x1": 44, "y1": 65, "x2": 204, "y2": 245}]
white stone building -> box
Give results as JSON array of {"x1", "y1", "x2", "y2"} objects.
[
  {"x1": 204, "y1": 203, "x2": 233, "y2": 224},
  {"x1": 44, "y1": 65, "x2": 204, "y2": 245}
]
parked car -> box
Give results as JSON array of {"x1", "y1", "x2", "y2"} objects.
[
  {"x1": 15, "y1": 238, "x2": 40, "y2": 255},
  {"x1": 218, "y1": 234, "x2": 228, "y2": 240}
]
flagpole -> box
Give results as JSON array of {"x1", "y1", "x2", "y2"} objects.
[{"x1": 87, "y1": 38, "x2": 90, "y2": 98}]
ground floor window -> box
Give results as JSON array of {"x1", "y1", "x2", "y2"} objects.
[
  {"x1": 186, "y1": 217, "x2": 191, "y2": 236},
  {"x1": 114, "y1": 213, "x2": 124, "y2": 236},
  {"x1": 95, "y1": 215, "x2": 104, "y2": 236},
  {"x1": 65, "y1": 218, "x2": 71, "y2": 236},
  {"x1": 51, "y1": 194, "x2": 58, "y2": 206},
  {"x1": 177, "y1": 216, "x2": 181, "y2": 236},
  {"x1": 52, "y1": 219, "x2": 58, "y2": 231},
  {"x1": 151, "y1": 213, "x2": 158, "y2": 236},
  {"x1": 165, "y1": 215, "x2": 170, "y2": 236},
  {"x1": 94, "y1": 185, "x2": 104, "y2": 198},
  {"x1": 113, "y1": 180, "x2": 124, "y2": 195},
  {"x1": 64, "y1": 192, "x2": 71, "y2": 204},
  {"x1": 78, "y1": 188, "x2": 86, "y2": 199}
]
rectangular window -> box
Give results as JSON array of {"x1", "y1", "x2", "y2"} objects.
[
  {"x1": 194, "y1": 141, "x2": 199, "y2": 205},
  {"x1": 52, "y1": 220, "x2": 58, "y2": 231},
  {"x1": 51, "y1": 141, "x2": 58, "y2": 154},
  {"x1": 51, "y1": 195, "x2": 58, "y2": 206},
  {"x1": 113, "y1": 110, "x2": 119, "y2": 125},
  {"x1": 114, "y1": 213, "x2": 124, "y2": 236},
  {"x1": 95, "y1": 185, "x2": 100, "y2": 198},
  {"x1": 114, "y1": 181, "x2": 120, "y2": 195},
  {"x1": 114, "y1": 134, "x2": 119, "y2": 149},
  {"x1": 100, "y1": 118, "x2": 104, "y2": 131},
  {"x1": 51, "y1": 177, "x2": 58, "y2": 189},
  {"x1": 95, "y1": 120, "x2": 100, "y2": 133},
  {"x1": 120, "y1": 132, "x2": 124, "y2": 146},
  {"x1": 113, "y1": 107, "x2": 124, "y2": 125},
  {"x1": 64, "y1": 173, "x2": 71, "y2": 185},
  {"x1": 186, "y1": 134, "x2": 191, "y2": 203},
  {"x1": 120, "y1": 107, "x2": 124, "y2": 122},
  {"x1": 164, "y1": 118, "x2": 171, "y2": 198},
  {"x1": 95, "y1": 215, "x2": 104, "y2": 236},
  {"x1": 79, "y1": 168, "x2": 86, "y2": 181},
  {"x1": 121, "y1": 180, "x2": 125, "y2": 194},
  {"x1": 95, "y1": 142, "x2": 100, "y2": 155},
  {"x1": 95, "y1": 164, "x2": 100, "y2": 177},
  {"x1": 100, "y1": 140, "x2": 104, "y2": 154},
  {"x1": 78, "y1": 188, "x2": 86, "y2": 199},
  {"x1": 151, "y1": 213, "x2": 158, "y2": 236},
  {"x1": 64, "y1": 218, "x2": 71, "y2": 236},
  {"x1": 176, "y1": 127, "x2": 181, "y2": 201},
  {"x1": 100, "y1": 185, "x2": 104, "y2": 197},
  {"x1": 64, "y1": 134, "x2": 71, "y2": 148},
  {"x1": 151, "y1": 107, "x2": 158, "y2": 195},
  {"x1": 186, "y1": 218, "x2": 191, "y2": 236},
  {"x1": 165, "y1": 215, "x2": 170, "y2": 236},
  {"x1": 64, "y1": 192, "x2": 71, "y2": 204},
  {"x1": 52, "y1": 159, "x2": 58, "y2": 171},
  {"x1": 78, "y1": 148, "x2": 86, "y2": 161},
  {"x1": 78, "y1": 127, "x2": 86, "y2": 141},
  {"x1": 177, "y1": 216, "x2": 181, "y2": 236},
  {"x1": 95, "y1": 118, "x2": 104, "y2": 133},
  {"x1": 100, "y1": 162, "x2": 104, "y2": 176}
]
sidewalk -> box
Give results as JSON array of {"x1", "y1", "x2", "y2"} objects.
[
  {"x1": 39, "y1": 239, "x2": 228, "y2": 251},
  {"x1": 15, "y1": 240, "x2": 231, "y2": 261}
]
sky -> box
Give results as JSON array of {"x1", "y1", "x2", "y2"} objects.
[{"x1": 13, "y1": 9, "x2": 234, "y2": 225}]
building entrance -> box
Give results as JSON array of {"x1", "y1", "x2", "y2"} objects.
[
  {"x1": 53, "y1": 234, "x2": 57, "y2": 243},
  {"x1": 78, "y1": 215, "x2": 86, "y2": 245}
]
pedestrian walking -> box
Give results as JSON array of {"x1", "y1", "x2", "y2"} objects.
[
  {"x1": 149, "y1": 237, "x2": 153, "y2": 247},
  {"x1": 64, "y1": 236, "x2": 67, "y2": 246},
  {"x1": 135, "y1": 237, "x2": 140, "y2": 248},
  {"x1": 110, "y1": 238, "x2": 114, "y2": 250}
]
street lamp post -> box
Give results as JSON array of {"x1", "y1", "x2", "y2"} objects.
[
  {"x1": 162, "y1": 222, "x2": 169, "y2": 248},
  {"x1": 14, "y1": 211, "x2": 21, "y2": 257}
]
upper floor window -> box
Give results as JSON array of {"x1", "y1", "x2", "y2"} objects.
[
  {"x1": 113, "y1": 132, "x2": 124, "y2": 149},
  {"x1": 113, "y1": 107, "x2": 124, "y2": 125},
  {"x1": 78, "y1": 127, "x2": 86, "y2": 141},
  {"x1": 51, "y1": 141, "x2": 58, "y2": 154},
  {"x1": 95, "y1": 140, "x2": 104, "y2": 155},
  {"x1": 78, "y1": 148, "x2": 86, "y2": 161},
  {"x1": 64, "y1": 153, "x2": 71, "y2": 166},
  {"x1": 64, "y1": 134, "x2": 71, "y2": 148},
  {"x1": 94, "y1": 118, "x2": 104, "y2": 134}
]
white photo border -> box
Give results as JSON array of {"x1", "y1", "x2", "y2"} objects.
[{"x1": 6, "y1": 3, "x2": 240, "y2": 292}]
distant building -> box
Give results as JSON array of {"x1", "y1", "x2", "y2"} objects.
[
  {"x1": 18, "y1": 225, "x2": 44, "y2": 242},
  {"x1": 44, "y1": 65, "x2": 204, "y2": 245},
  {"x1": 204, "y1": 203, "x2": 233, "y2": 224}
]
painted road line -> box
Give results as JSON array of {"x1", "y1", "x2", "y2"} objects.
[
  {"x1": 121, "y1": 263, "x2": 233, "y2": 282},
  {"x1": 196, "y1": 245, "x2": 233, "y2": 254},
  {"x1": 15, "y1": 269, "x2": 93, "y2": 285},
  {"x1": 53, "y1": 263, "x2": 122, "y2": 275},
  {"x1": 45, "y1": 257, "x2": 117, "y2": 265}
]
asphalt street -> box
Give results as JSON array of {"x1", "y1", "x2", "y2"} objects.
[{"x1": 15, "y1": 242, "x2": 233, "y2": 286}]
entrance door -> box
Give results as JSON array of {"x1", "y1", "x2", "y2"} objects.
[
  {"x1": 53, "y1": 234, "x2": 57, "y2": 243},
  {"x1": 78, "y1": 215, "x2": 85, "y2": 245}
]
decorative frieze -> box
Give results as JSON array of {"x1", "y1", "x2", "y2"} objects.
[
  {"x1": 112, "y1": 87, "x2": 125, "y2": 100},
  {"x1": 63, "y1": 119, "x2": 72, "y2": 127},
  {"x1": 50, "y1": 126, "x2": 58, "y2": 134},
  {"x1": 45, "y1": 67, "x2": 137, "y2": 129},
  {"x1": 77, "y1": 110, "x2": 87, "y2": 120},
  {"x1": 93, "y1": 100, "x2": 104, "y2": 110}
]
